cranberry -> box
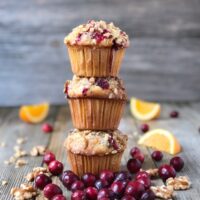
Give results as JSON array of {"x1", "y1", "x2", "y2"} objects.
[
  {"x1": 140, "y1": 124, "x2": 149, "y2": 133},
  {"x1": 111, "y1": 181, "x2": 125, "y2": 198},
  {"x1": 170, "y1": 111, "x2": 179, "y2": 118},
  {"x1": 170, "y1": 156, "x2": 184, "y2": 172},
  {"x1": 140, "y1": 189, "x2": 155, "y2": 200},
  {"x1": 42, "y1": 123, "x2": 53, "y2": 133},
  {"x1": 71, "y1": 180, "x2": 85, "y2": 192},
  {"x1": 85, "y1": 187, "x2": 98, "y2": 200},
  {"x1": 125, "y1": 181, "x2": 145, "y2": 199},
  {"x1": 108, "y1": 136, "x2": 119, "y2": 150},
  {"x1": 92, "y1": 32, "x2": 105, "y2": 43},
  {"x1": 82, "y1": 173, "x2": 96, "y2": 187},
  {"x1": 100, "y1": 170, "x2": 114, "y2": 184},
  {"x1": 114, "y1": 171, "x2": 131, "y2": 182},
  {"x1": 43, "y1": 183, "x2": 62, "y2": 199},
  {"x1": 135, "y1": 171, "x2": 150, "y2": 180},
  {"x1": 97, "y1": 188, "x2": 110, "y2": 199},
  {"x1": 121, "y1": 195, "x2": 136, "y2": 200},
  {"x1": 95, "y1": 179, "x2": 109, "y2": 190},
  {"x1": 43, "y1": 152, "x2": 56, "y2": 165},
  {"x1": 96, "y1": 79, "x2": 109, "y2": 89},
  {"x1": 61, "y1": 171, "x2": 79, "y2": 189},
  {"x1": 134, "y1": 152, "x2": 145, "y2": 164},
  {"x1": 130, "y1": 147, "x2": 140, "y2": 157},
  {"x1": 158, "y1": 164, "x2": 176, "y2": 181},
  {"x1": 34, "y1": 174, "x2": 52, "y2": 190},
  {"x1": 71, "y1": 190, "x2": 85, "y2": 200},
  {"x1": 82, "y1": 88, "x2": 88, "y2": 96},
  {"x1": 52, "y1": 194, "x2": 67, "y2": 200},
  {"x1": 151, "y1": 151, "x2": 163, "y2": 161},
  {"x1": 127, "y1": 158, "x2": 142, "y2": 173},
  {"x1": 48, "y1": 160, "x2": 63, "y2": 176},
  {"x1": 136, "y1": 177, "x2": 151, "y2": 189}
]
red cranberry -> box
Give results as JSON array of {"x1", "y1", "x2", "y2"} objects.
[
  {"x1": 125, "y1": 181, "x2": 145, "y2": 199},
  {"x1": 43, "y1": 152, "x2": 56, "y2": 165},
  {"x1": 158, "y1": 164, "x2": 176, "y2": 181},
  {"x1": 82, "y1": 173, "x2": 96, "y2": 187},
  {"x1": 140, "y1": 124, "x2": 149, "y2": 133},
  {"x1": 61, "y1": 171, "x2": 79, "y2": 190},
  {"x1": 34, "y1": 174, "x2": 52, "y2": 190},
  {"x1": 127, "y1": 158, "x2": 142, "y2": 174},
  {"x1": 134, "y1": 152, "x2": 145, "y2": 164},
  {"x1": 42, "y1": 123, "x2": 53, "y2": 133},
  {"x1": 170, "y1": 156, "x2": 184, "y2": 172},
  {"x1": 114, "y1": 171, "x2": 131, "y2": 182},
  {"x1": 170, "y1": 111, "x2": 179, "y2": 118},
  {"x1": 92, "y1": 32, "x2": 105, "y2": 43},
  {"x1": 96, "y1": 79, "x2": 109, "y2": 89},
  {"x1": 85, "y1": 187, "x2": 98, "y2": 200},
  {"x1": 97, "y1": 188, "x2": 110, "y2": 199},
  {"x1": 140, "y1": 189, "x2": 155, "y2": 200},
  {"x1": 108, "y1": 136, "x2": 119, "y2": 150},
  {"x1": 95, "y1": 179, "x2": 109, "y2": 190},
  {"x1": 136, "y1": 177, "x2": 151, "y2": 189},
  {"x1": 82, "y1": 88, "x2": 88, "y2": 96},
  {"x1": 111, "y1": 181, "x2": 125, "y2": 198},
  {"x1": 135, "y1": 171, "x2": 150, "y2": 180},
  {"x1": 130, "y1": 147, "x2": 140, "y2": 157},
  {"x1": 151, "y1": 151, "x2": 163, "y2": 161},
  {"x1": 48, "y1": 160, "x2": 63, "y2": 176},
  {"x1": 100, "y1": 170, "x2": 114, "y2": 184},
  {"x1": 71, "y1": 180, "x2": 85, "y2": 192},
  {"x1": 121, "y1": 195, "x2": 136, "y2": 200},
  {"x1": 43, "y1": 183, "x2": 62, "y2": 199},
  {"x1": 71, "y1": 190, "x2": 85, "y2": 200},
  {"x1": 52, "y1": 194, "x2": 67, "y2": 200}
]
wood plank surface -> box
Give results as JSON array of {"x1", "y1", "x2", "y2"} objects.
[
  {"x1": 0, "y1": 103, "x2": 200, "y2": 199},
  {"x1": 1, "y1": 0, "x2": 200, "y2": 106}
]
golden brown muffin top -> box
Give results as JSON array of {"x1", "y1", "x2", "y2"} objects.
[
  {"x1": 64, "y1": 75, "x2": 127, "y2": 100},
  {"x1": 64, "y1": 20, "x2": 129, "y2": 48},
  {"x1": 64, "y1": 129, "x2": 128, "y2": 156}
]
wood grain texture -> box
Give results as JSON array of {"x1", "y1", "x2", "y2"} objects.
[
  {"x1": 0, "y1": 0, "x2": 200, "y2": 106},
  {"x1": 0, "y1": 103, "x2": 200, "y2": 199}
]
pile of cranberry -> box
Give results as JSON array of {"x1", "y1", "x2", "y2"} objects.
[{"x1": 34, "y1": 147, "x2": 184, "y2": 200}]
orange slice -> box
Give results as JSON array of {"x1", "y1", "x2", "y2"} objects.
[
  {"x1": 138, "y1": 129, "x2": 181, "y2": 155},
  {"x1": 130, "y1": 97, "x2": 161, "y2": 121},
  {"x1": 19, "y1": 103, "x2": 49, "y2": 123}
]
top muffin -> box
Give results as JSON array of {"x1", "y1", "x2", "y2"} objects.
[{"x1": 64, "y1": 20, "x2": 129, "y2": 48}]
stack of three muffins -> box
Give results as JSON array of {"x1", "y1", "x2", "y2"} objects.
[{"x1": 63, "y1": 20, "x2": 130, "y2": 177}]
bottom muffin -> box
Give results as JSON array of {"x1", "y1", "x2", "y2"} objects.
[{"x1": 64, "y1": 129, "x2": 128, "y2": 177}]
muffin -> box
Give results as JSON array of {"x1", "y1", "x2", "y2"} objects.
[
  {"x1": 64, "y1": 75, "x2": 127, "y2": 130},
  {"x1": 64, "y1": 20, "x2": 129, "y2": 77},
  {"x1": 64, "y1": 129, "x2": 128, "y2": 176}
]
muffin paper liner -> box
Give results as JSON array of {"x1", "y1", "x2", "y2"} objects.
[
  {"x1": 67, "y1": 150, "x2": 124, "y2": 177},
  {"x1": 67, "y1": 45, "x2": 125, "y2": 77},
  {"x1": 68, "y1": 98, "x2": 126, "y2": 130}
]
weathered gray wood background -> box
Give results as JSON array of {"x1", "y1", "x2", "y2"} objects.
[{"x1": 0, "y1": 0, "x2": 200, "y2": 106}]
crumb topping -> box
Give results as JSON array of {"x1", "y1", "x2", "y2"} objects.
[
  {"x1": 64, "y1": 75, "x2": 127, "y2": 100},
  {"x1": 64, "y1": 20, "x2": 129, "y2": 48},
  {"x1": 64, "y1": 129, "x2": 128, "y2": 156}
]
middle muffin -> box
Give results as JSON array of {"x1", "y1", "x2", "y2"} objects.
[{"x1": 64, "y1": 75, "x2": 127, "y2": 130}]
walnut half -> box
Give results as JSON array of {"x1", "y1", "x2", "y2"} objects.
[
  {"x1": 151, "y1": 185, "x2": 174, "y2": 199},
  {"x1": 166, "y1": 176, "x2": 191, "y2": 190},
  {"x1": 25, "y1": 167, "x2": 49, "y2": 182}
]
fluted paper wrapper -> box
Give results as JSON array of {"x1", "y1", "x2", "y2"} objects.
[
  {"x1": 67, "y1": 150, "x2": 124, "y2": 177},
  {"x1": 68, "y1": 98, "x2": 126, "y2": 130},
  {"x1": 67, "y1": 45, "x2": 125, "y2": 77}
]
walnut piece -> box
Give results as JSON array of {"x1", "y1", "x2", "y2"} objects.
[
  {"x1": 14, "y1": 146, "x2": 27, "y2": 158},
  {"x1": 166, "y1": 176, "x2": 191, "y2": 190},
  {"x1": 11, "y1": 183, "x2": 38, "y2": 200},
  {"x1": 2, "y1": 180, "x2": 8, "y2": 186},
  {"x1": 141, "y1": 168, "x2": 159, "y2": 178},
  {"x1": 30, "y1": 146, "x2": 46, "y2": 156},
  {"x1": 151, "y1": 185, "x2": 173, "y2": 199},
  {"x1": 17, "y1": 137, "x2": 27, "y2": 145},
  {"x1": 15, "y1": 159, "x2": 27, "y2": 168},
  {"x1": 25, "y1": 167, "x2": 49, "y2": 182}
]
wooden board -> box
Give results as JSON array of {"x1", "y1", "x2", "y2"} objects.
[
  {"x1": 1, "y1": 0, "x2": 200, "y2": 106},
  {"x1": 0, "y1": 103, "x2": 200, "y2": 199}
]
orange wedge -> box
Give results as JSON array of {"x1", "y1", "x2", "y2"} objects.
[
  {"x1": 138, "y1": 129, "x2": 181, "y2": 155},
  {"x1": 19, "y1": 103, "x2": 49, "y2": 123},
  {"x1": 130, "y1": 97, "x2": 161, "y2": 121}
]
